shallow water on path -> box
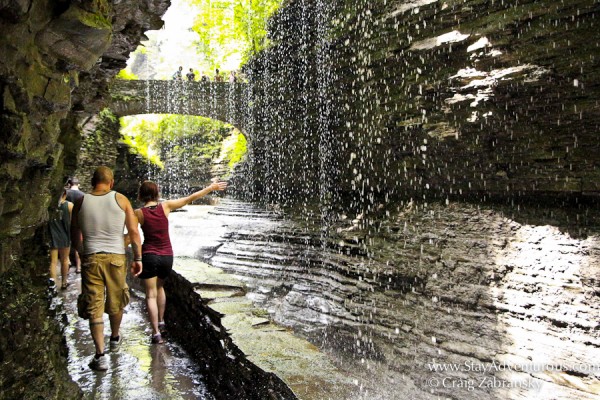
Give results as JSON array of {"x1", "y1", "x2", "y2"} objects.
[{"x1": 55, "y1": 269, "x2": 214, "y2": 399}]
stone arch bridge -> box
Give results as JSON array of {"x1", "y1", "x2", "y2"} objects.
[{"x1": 109, "y1": 80, "x2": 250, "y2": 134}]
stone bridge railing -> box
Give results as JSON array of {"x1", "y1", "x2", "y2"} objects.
[{"x1": 109, "y1": 80, "x2": 250, "y2": 133}]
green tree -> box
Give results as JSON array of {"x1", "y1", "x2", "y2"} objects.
[
  {"x1": 190, "y1": 0, "x2": 281, "y2": 69},
  {"x1": 120, "y1": 114, "x2": 247, "y2": 192}
]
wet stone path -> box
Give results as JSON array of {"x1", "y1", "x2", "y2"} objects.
[{"x1": 54, "y1": 269, "x2": 214, "y2": 399}]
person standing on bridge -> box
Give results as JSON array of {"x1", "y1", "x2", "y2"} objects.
[
  {"x1": 71, "y1": 166, "x2": 143, "y2": 371},
  {"x1": 134, "y1": 180, "x2": 227, "y2": 344},
  {"x1": 214, "y1": 68, "x2": 223, "y2": 82},
  {"x1": 172, "y1": 66, "x2": 183, "y2": 81},
  {"x1": 186, "y1": 68, "x2": 195, "y2": 82}
]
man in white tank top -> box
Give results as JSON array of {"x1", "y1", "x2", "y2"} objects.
[{"x1": 71, "y1": 166, "x2": 143, "y2": 371}]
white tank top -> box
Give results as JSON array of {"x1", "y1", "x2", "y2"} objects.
[{"x1": 78, "y1": 191, "x2": 126, "y2": 255}]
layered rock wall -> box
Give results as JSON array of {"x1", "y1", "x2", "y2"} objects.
[
  {"x1": 200, "y1": 200, "x2": 600, "y2": 399},
  {"x1": 154, "y1": 269, "x2": 297, "y2": 399},
  {"x1": 0, "y1": 0, "x2": 169, "y2": 396},
  {"x1": 240, "y1": 0, "x2": 600, "y2": 212},
  {"x1": 221, "y1": 2, "x2": 600, "y2": 397}
]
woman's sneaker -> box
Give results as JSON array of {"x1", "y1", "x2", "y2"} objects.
[
  {"x1": 151, "y1": 333, "x2": 164, "y2": 344},
  {"x1": 158, "y1": 322, "x2": 167, "y2": 337},
  {"x1": 89, "y1": 354, "x2": 108, "y2": 371}
]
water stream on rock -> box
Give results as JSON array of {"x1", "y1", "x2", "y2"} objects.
[
  {"x1": 56, "y1": 271, "x2": 214, "y2": 399},
  {"x1": 116, "y1": 0, "x2": 600, "y2": 398},
  {"x1": 167, "y1": 199, "x2": 600, "y2": 400}
]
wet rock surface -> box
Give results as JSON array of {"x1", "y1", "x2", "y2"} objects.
[
  {"x1": 172, "y1": 257, "x2": 358, "y2": 400},
  {"x1": 57, "y1": 269, "x2": 214, "y2": 400},
  {"x1": 238, "y1": 0, "x2": 600, "y2": 207},
  {"x1": 0, "y1": 0, "x2": 169, "y2": 396},
  {"x1": 160, "y1": 259, "x2": 299, "y2": 400},
  {"x1": 170, "y1": 200, "x2": 600, "y2": 399}
]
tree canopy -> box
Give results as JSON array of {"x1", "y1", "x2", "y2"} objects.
[{"x1": 190, "y1": 0, "x2": 281, "y2": 70}]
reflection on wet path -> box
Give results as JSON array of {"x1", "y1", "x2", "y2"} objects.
[{"x1": 56, "y1": 270, "x2": 214, "y2": 399}]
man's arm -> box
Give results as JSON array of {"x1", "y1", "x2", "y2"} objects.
[
  {"x1": 70, "y1": 198, "x2": 83, "y2": 254},
  {"x1": 117, "y1": 193, "x2": 143, "y2": 277},
  {"x1": 124, "y1": 209, "x2": 142, "y2": 248}
]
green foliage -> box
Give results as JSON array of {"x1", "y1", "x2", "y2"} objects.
[
  {"x1": 120, "y1": 116, "x2": 163, "y2": 167},
  {"x1": 190, "y1": 0, "x2": 281, "y2": 69},
  {"x1": 99, "y1": 108, "x2": 117, "y2": 123},
  {"x1": 222, "y1": 131, "x2": 247, "y2": 169},
  {"x1": 116, "y1": 68, "x2": 139, "y2": 80},
  {"x1": 120, "y1": 115, "x2": 246, "y2": 180}
]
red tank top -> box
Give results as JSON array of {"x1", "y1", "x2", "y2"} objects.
[{"x1": 140, "y1": 203, "x2": 173, "y2": 256}]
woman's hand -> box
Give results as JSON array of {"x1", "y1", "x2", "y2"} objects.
[{"x1": 210, "y1": 181, "x2": 228, "y2": 192}]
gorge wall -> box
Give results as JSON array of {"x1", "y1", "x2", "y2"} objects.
[
  {"x1": 215, "y1": 0, "x2": 600, "y2": 398},
  {"x1": 0, "y1": 0, "x2": 169, "y2": 396},
  {"x1": 239, "y1": 0, "x2": 600, "y2": 214},
  {"x1": 201, "y1": 199, "x2": 599, "y2": 399}
]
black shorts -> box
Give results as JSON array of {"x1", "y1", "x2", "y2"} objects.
[{"x1": 139, "y1": 254, "x2": 173, "y2": 280}]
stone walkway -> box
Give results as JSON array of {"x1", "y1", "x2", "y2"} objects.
[
  {"x1": 56, "y1": 269, "x2": 214, "y2": 399},
  {"x1": 55, "y1": 259, "x2": 359, "y2": 399}
]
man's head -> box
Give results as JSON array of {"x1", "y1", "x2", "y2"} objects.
[
  {"x1": 91, "y1": 166, "x2": 114, "y2": 188},
  {"x1": 70, "y1": 177, "x2": 80, "y2": 186}
]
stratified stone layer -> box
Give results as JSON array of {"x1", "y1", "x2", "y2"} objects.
[
  {"x1": 239, "y1": 0, "x2": 600, "y2": 212},
  {"x1": 182, "y1": 200, "x2": 600, "y2": 400},
  {"x1": 0, "y1": 0, "x2": 169, "y2": 397}
]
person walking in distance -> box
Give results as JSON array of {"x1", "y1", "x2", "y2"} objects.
[
  {"x1": 48, "y1": 189, "x2": 73, "y2": 290},
  {"x1": 71, "y1": 166, "x2": 143, "y2": 371},
  {"x1": 66, "y1": 176, "x2": 84, "y2": 272},
  {"x1": 214, "y1": 68, "x2": 223, "y2": 82},
  {"x1": 66, "y1": 176, "x2": 84, "y2": 203},
  {"x1": 134, "y1": 180, "x2": 227, "y2": 344}
]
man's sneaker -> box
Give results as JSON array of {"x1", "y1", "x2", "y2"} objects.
[
  {"x1": 89, "y1": 354, "x2": 108, "y2": 371},
  {"x1": 109, "y1": 335, "x2": 122, "y2": 352}
]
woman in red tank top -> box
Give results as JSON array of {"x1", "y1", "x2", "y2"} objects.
[{"x1": 134, "y1": 180, "x2": 227, "y2": 343}]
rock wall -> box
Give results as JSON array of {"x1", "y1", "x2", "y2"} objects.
[
  {"x1": 202, "y1": 199, "x2": 600, "y2": 399},
  {"x1": 73, "y1": 108, "x2": 158, "y2": 198},
  {"x1": 224, "y1": 3, "x2": 600, "y2": 396},
  {"x1": 0, "y1": 0, "x2": 169, "y2": 396},
  {"x1": 240, "y1": 0, "x2": 600, "y2": 213},
  {"x1": 145, "y1": 269, "x2": 298, "y2": 399}
]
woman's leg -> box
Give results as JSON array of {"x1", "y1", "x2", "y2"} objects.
[
  {"x1": 157, "y1": 278, "x2": 166, "y2": 325},
  {"x1": 49, "y1": 248, "x2": 58, "y2": 282},
  {"x1": 58, "y1": 247, "x2": 70, "y2": 287},
  {"x1": 143, "y1": 277, "x2": 160, "y2": 335}
]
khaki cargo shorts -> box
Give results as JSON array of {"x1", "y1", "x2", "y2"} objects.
[{"x1": 79, "y1": 253, "x2": 130, "y2": 319}]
